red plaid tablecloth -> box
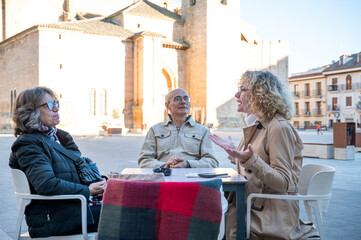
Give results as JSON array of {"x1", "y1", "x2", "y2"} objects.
[{"x1": 98, "y1": 178, "x2": 223, "y2": 240}]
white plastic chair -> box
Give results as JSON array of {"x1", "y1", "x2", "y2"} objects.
[
  {"x1": 246, "y1": 164, "x2": 335, "y2": 240},
  {"x1": 218, "y1": 185, "x2": 228, "y2": 240},
  {"x1": 11, "y1": 168, "x2": 97, "y2": 240}
]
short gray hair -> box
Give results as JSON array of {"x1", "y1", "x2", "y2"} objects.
[
  {"x1": 13, "y1": 87, "x2": 58, "y2": 137},
  {"x1": 165, "y1": 88, "x2": 188, "y2": 103}
]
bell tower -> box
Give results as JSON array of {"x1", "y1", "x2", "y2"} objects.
[
  {"x1": 182, "y1": 0, "x2": 242, "y2": 125},
  {"x1": 1, "y1": 0, "x2": 6, "y2": 41}
]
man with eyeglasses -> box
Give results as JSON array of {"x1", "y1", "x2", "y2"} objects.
[{"x1": 138, "y1": 88, "x2": 218, "y2": 168}]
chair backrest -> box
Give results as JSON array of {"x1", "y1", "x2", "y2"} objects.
[
  {"x1": 298, "y1": 164, "x2": 335, "y2": 212},
  {"x1": 11, "y1": 169, "x2": 32, "y2": 209}
]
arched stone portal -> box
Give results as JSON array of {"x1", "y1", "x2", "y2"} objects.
[
  {"x1": 161, "y1": 68, "x2": 175, "y2": 120},
  {"x1": 162, "y1": 68, "x2": 174, "y2": 92}
]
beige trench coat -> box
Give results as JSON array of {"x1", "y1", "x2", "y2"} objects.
[{"x1": 227, "y1": 114, "x2": 317, "y2": 240}]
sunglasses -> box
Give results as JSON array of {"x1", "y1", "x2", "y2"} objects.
[{"x1": 37, "y1": 100, "x2": 60, "y2": 111}]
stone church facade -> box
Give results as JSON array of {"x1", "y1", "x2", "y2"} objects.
[{"x1": 0, "y1": 0, "x2": 288, "y2": 134}]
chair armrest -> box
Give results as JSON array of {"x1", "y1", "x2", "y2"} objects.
[
  {"x1": 16, "y1": 193, "x2": 87, "y2": 202},
  {"x1": 247, "y1": 193, "x2": 331, "y2": 204},
  {"x1": 16, "y1": 193, "x2": 88, "y2": 240},
  {"x1": 246, "y1": 192, "x2": 331, "y2": 239}
]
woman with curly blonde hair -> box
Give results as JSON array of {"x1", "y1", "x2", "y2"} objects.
[{"x1": 210, "y1": 71, "x2": 318, "y2": 240}]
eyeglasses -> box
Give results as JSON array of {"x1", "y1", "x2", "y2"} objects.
[
  {"x1": 170, "y1": 96, "x2": 191, "y2": 103},
  {"x1": 37, "y1": 100, "x2": 60, "y2": 111},
  {"x1": 238, "y1": 86, "x2": 250, "y2": 94}
]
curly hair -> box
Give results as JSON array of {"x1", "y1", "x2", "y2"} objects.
[
  {"x1": 240, "y1": 71, "x2": 293, "y2": 121},
  {"x1": 12, "y1": 87, "x2": 58, "y2": 137}
]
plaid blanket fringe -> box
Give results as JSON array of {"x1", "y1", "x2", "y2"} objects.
[{"x1": 98, "y1": 179, "x2": 223, "y2": 240}]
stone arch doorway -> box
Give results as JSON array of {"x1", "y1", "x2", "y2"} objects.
[{"x1": 161, "y1": 68, "x2": 175, "y2": 120}]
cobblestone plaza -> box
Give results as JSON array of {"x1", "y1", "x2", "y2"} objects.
[{"x1": 0, "y1": 130, "x2": 360, "y2": 239}]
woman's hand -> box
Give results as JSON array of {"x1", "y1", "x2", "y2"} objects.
[
  {"x1": 224, "y1": 144, "x2": 254, "y2": 164},
  {"x1": 209, "y1": 134, "x2": 235, "y2": 149},
  {"x1": 89, "y1": 179, "x2": 106, "y2": 196}
]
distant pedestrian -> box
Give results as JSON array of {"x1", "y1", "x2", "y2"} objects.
[{"x1": 317, "y1": 124, "x2": 323, "y2": 135}]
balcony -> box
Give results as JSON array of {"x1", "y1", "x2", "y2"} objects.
[
  {"x1": 295, "y1": 90, "x2": 324, "y2": 98},
  {"x1": 357, "y1": 102, "x2": 361, "y2": 111},
  {"x1": 327, "y1": 105, "x2": 340, "y2": 112},
  {"x1": 355, "y1": 83, "x2": 361, "y2": 90},
  {"x1": 328, "y1": 83, "x2": 355, "y2": 92},
  {"x1": 328, "y1": 85, "x2": 339, "y2": 92},
  {"x1": 292, "y1": 92, "x2": 300, "y2": 98},
  {"x1": 303, "y1": 90, "x2": 311, "y2": 98},
  {"x1": 312, "y1": 108, "x2": 323, "y2": 116},
  {"x1": 312, "y1": 90, "x2": 323, "y2": 98}
]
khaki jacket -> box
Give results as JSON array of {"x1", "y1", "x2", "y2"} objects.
[
  {"x1": 138, "y1": 116, "x2": 218, "y2": 168},
  {"x1": 227, "y1": 114, "x2": 317, "y2": 240}
]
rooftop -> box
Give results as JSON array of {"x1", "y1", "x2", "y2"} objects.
[{"x1": 108, "y1": 0, "x2": 184, "y2": 22}]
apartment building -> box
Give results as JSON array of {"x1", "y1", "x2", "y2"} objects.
[
  {"x1": 289, "y1": 52, "x2": 361, "y2": 129},
  {"x1": 289, "y1": 66, "x2": 329, "y2": 129},
  {"x1": 324, "y1": 53, "x2": 361, "y2": 127}
]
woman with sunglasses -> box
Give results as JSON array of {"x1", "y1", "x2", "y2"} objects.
[
  {"x1": 210, "y1": 71, "x2": 318, "y2": 240},
  {"x1": 9, "y1": 87, "x2": 106, "y2": 238}
]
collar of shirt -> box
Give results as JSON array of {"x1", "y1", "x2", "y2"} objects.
[
  {"x1": 163, "y1": 115, "x2": 196, "y2": 127},
  {"x1": 245, "y1": 114, "x2": 258, "y2": 127}
]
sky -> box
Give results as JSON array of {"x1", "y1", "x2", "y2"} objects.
[{"x1": 173, "y1": 0, "x2": 361, "y2": 76}]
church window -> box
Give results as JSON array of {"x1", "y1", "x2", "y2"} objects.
[
  {"x1": 221, "y1": 0, "x2": 227, "y2": 5},
  {"x1": 98, "y1": 89, "x2": 107, "y2": 116},
  {"x1": 137, "y1": 24, "x2": 141, "y2": 28},
  {"x1": 59, "y1": 34, "x2": 61, "y2": 40},
  {"x1": 10, "y1": 89, "x2": 17, "y2": 115},
  {"x1": 190, "y1": 0, "x2": 196, "y2": 6},
  {"x1": 60, "y1": 64, "x2": 62, "y2": 69},
  {"x1": 10, "y1": 91, "x2": 13, "y2": 114},
  {"x1": 88, "y1": 89, "x2": 96, "y2": 116}
]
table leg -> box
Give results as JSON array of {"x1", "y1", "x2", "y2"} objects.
[{"x1": 236, "y1": 185, "x2": 246, "y2": 240}]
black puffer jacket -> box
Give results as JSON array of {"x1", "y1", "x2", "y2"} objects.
[{"x1": 9, "y1": 129, "x2": 93, "y2": 237}]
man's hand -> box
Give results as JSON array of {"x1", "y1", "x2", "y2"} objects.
[{"x1": 164, "y1": 156, "x2": 188, "y2": 168}]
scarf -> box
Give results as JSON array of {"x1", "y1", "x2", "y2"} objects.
[
  {"x1": 245, "y1": 114, "x2": 258, "y2": 127},
  {"x1": 38, "y1": 124, "x2": 60, "y2": 143}
]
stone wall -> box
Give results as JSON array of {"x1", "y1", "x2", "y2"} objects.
[
  {"x1": 37, "y1": 29, "x2": 129, "y2": 134},
  {"x1": 0, "y1": 29, "x2": 39, "y2": 129},
  {"x1": 0, "y1": 27, "x2": 130, "y2": 134}
]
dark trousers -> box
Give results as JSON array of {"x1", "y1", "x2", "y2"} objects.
[{"x1": 88, "y1": 205, "x2": 102, "y2": 232}]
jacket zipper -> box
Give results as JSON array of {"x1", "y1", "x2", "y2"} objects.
[
  {"x1": 46, "y1": 207, "x2": 50, "y2": 221},
  {"x1": 176, "y1": 126, "x2": 180, "y2": 146}
]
